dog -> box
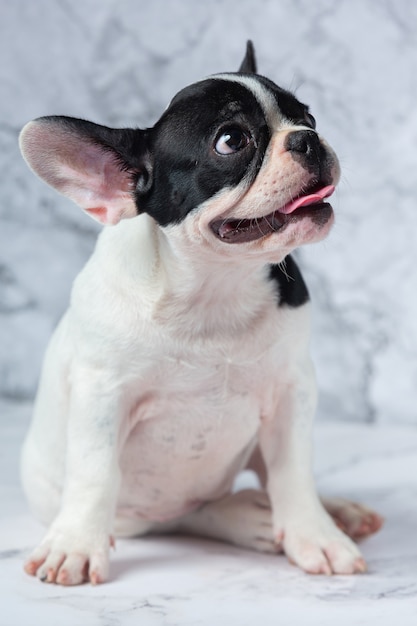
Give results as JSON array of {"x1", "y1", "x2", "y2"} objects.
[{"x1": 19, "y1": 42, "x2": 383, "y2": 586}]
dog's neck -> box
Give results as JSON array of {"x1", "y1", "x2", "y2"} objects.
[
  {"x1": 97, "y1": 214, "x2": 276, "y2": 338},
  {"x1": 157, "y1": 223, "x2": 277, "y2": 338}
]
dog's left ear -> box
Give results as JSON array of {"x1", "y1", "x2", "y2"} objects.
[
  {"x1": 19, "y1": 116, "x2": 152, "y2": 225},
  {"x1": 238, "y1": 40, "x2": 257, "y2": 74}
]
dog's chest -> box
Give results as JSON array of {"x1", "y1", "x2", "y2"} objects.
[
  {"x1": 129, "y1": 333, "x2": 275, "y2": 436},
  {"x1": 118, "y1": 335, "x2": 279, "y2": 519}
]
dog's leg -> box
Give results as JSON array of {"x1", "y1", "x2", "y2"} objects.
[
  {"x1": 258, "y1": 355, "x2": 370, "y2": 575},
  {"x1": 177, "y1": 489, "x2": 278, "y2": 554},
  {"x1": 246, "y1": 447, "x2": 383, "y2": 541},
  {"x1": 24, "y1": 367, "x2": 122, "y2": 586},
  {"x1": 175, "y1": 491, "x2": 383, "y2": 557}
]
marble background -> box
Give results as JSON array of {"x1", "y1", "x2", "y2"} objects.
[{"x1": 1, "y1": 0, "x2": 417, "y2": 426}]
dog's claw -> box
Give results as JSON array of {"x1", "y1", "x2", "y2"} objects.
[{"x1": 24, "y1": 531, "x2": 111, "y2": 586}]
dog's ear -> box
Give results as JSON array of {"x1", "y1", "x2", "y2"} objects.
[
  {"x1": 19, "y1": 116, "x2": 152, "y2": 225},
  {"x1": 238, "y1": 40, "x2": 257, "y2": 74}
]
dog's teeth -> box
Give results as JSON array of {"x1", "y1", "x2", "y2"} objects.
[
  {"x1": 218, "y1": 223, "x2": 236, "y2": 238},
  {"x1": 218, "y1": 220, "x2": 249, "y2": 238}
]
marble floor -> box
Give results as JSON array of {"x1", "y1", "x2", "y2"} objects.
[{"x1": 1, "y1": 400, "x2": 416, "y2": 625}]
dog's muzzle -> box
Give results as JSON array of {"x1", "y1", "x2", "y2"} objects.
[{"x1": 210, "y1": 184, "x2": 334, "y2": 244}]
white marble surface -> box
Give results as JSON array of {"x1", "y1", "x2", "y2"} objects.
[
  {"x1": 1, "y1": 400, "x2": 417, "y2": 625},
  {"x1": 1, "y1": 0, "x2": 417, "y2": 425}
]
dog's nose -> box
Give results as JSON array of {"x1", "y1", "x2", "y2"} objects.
[{"x1": 285, "y1": 129, "x2": 321, "y2": 158}]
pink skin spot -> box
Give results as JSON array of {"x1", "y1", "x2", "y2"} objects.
[{"x1": 86, "y1": 206, "x2": 108, "y2": 221}]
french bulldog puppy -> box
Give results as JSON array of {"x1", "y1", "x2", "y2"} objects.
[{"x1": 19, "y1": 42, "x2": 382, "y2": 585}]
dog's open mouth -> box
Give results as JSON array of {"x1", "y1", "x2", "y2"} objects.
[{"x1": 210, "y1": 185, "x2": 335, "y2": 244}]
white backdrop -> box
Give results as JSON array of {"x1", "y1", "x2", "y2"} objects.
[{"x1": 1, "y1": 0, "x2": 417, "y2": 424}]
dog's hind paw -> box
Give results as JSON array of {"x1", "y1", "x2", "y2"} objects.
[
  {"x1": 24, "y1": 528, "x2": 112, "y2": 585},
  {"x1": 321, "y1": 496, "x2": 384, "y2": 540}
]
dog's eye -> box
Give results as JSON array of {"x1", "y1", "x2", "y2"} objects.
[{"x1": 214, "y1": 127, "x2": 250, "y2": 155}]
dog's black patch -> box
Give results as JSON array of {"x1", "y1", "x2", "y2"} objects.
[
  {"x1": 268, "y1": 256, "x2": 309, "y2": 307},
  {"x1": 138, "y1": 79, "x2": 271, "y2": 227}
]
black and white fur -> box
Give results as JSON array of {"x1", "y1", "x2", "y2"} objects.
[{"x1": 19, "y1": 42, "x2": 382, "y2": 586}]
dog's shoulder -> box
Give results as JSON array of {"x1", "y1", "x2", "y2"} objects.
[{"x1": 267, "y1": 255, "x2": 309, "y2": 308}]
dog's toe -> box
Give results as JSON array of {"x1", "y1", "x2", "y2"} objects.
[
  {"x1": 285, "y1": 535, "x2": 366, "y2": 575},
  {"x1": 281, "y1": 508, "x2": 368, "y2": 576},
  {"x1": 25, "y1": 532, "x2": 110, "y2": 586}
]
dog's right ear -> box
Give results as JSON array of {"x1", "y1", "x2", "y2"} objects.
[
  {"x1": 238, "y1": 40, "x2": 257, "y2": 74},
  {"x1": 19, "y1": 116, "x2": 152, "y2": 225}
]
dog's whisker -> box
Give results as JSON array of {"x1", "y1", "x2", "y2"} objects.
[
  {"x1": 263, "y1": 215, "x2": 276, "y2": 232},
  {"x1": 254, "y1": 216, "x2": 268, "y2": 237},
  {"x1": 278, "y1": 258, "x2": 295, "y2": 283}
]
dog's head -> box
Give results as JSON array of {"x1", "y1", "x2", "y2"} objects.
[{"x1": 20, "y1": 42, "x2": 340, "y2": 264}]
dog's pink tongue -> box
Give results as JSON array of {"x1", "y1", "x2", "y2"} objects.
[{"x1": 279, "y1": 185, "x2": 335, "y2": 215}]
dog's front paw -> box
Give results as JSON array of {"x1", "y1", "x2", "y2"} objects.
[
  {"x1": 279, "y1": 511, "x2": 367, "y2": 575},
  {"x1": 24, "y1": 525, "x2": 113, "y2": 586}
]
